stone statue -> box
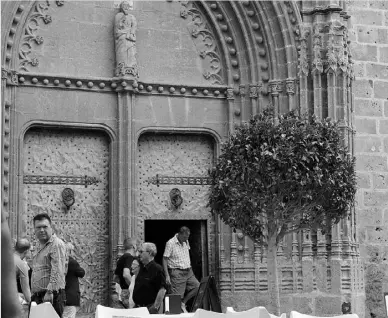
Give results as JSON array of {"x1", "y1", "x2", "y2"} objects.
[{"x1": 114, "y1": 1, "x2": 138, "y2": 78}]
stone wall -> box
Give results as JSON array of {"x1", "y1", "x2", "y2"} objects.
[{"x1": 348, "y1": 1, "x2": 388, "y2": 317}]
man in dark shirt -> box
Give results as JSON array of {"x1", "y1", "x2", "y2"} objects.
[
  {"x1": 113, "y1": 237, "x2": 137, "y2": 308},
  {"x1": 133, "y1": 242, "x2": 166, "y2": 314}
]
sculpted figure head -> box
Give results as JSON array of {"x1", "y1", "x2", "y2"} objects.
[{"x1": 120, "y1": 1, "x2": 131, "y2": 15}]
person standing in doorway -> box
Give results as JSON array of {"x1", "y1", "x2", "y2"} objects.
[
  {"x1": 14, "y1": 238, "x2": 31, "y2": 317},
  {"x1": 163, "y1": 226, "x2": 200, "y2": 313},
  {"x1": 133, "y1": 243, "x2": 166, "y2": 314},
  {"x1": 31, "y1": 213, "x2": 68, "y2": 318},
  {"x1": 63, "y1": 243, "x2": 85, "y2": 318},
  {"x1": 113, "y1": 237, "x2": 137, "y2": 308}
]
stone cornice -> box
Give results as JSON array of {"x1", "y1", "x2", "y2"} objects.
[
  {"x1": 13, "y1": 71, "x2": 228, "y2": 99},
  {"x1": 4, "y1": 68, "x2": 298, "y2": 99}
]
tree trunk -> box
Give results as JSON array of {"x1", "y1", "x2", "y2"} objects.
[{"x1": 267, "y1": 235, "x2": 280, "y2": 316}]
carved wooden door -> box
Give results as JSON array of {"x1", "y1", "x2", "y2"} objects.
[
  {"x1": 22, "y1": 128, "x2": 110, "y2": 318},
  {"x1": 137, "y1": 133, "x2": 216, "y2": 275}
]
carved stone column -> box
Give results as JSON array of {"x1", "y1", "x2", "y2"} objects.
[
  {"x1": 116, "y1": 80, "x2": 137, "y2": 255},
  {"x1": 2, "y1": 68, "x2": 18, "y2": 236},
  {"x1": 226, "y1": 87, "x2": 235, "y2": 135},
  {"x1": 269, "y1": 80, "x2": 282, "y2": 122},
  {"x1": 285, "y1": 79, "x2": 296, "y2": 112},
  {"x1": 249, "y1": 83, "x2": 258, "y2": 117},
  {"x1": 298, "y1": 26, "x2": 310, "y2": 115}
]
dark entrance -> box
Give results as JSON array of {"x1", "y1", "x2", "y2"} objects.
[{"x1": 144, "y1": 220, "x2": 208, "y2": 282}]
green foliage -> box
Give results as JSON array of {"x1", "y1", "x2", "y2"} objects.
[{"x1": 208, "y1": 109, "x2": 356, "y2": 244}]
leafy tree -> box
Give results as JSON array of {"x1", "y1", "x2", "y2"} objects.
[{"x1": 208, "y1": 109, "x2": 356, "y2": 314}]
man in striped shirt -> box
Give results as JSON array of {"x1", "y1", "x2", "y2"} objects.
[
  {"x1": 163, "y1": 226, "x2": 199, "y2": 313},
  {"x1": 31, "y1": 213, "x2": 68, "y2": 318}
]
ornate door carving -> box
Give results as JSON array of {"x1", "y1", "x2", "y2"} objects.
[{"x1": 22, "y1": 128, "x2": 110, "y2": 318}]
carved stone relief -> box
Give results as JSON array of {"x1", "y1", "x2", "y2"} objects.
[
  {"x1": 180, "y1": 1, "x2": 224, "y2": 85},
  {"x1": 19, "y1": 1, "x2": 64, "y2": 72},
  {"x1": 23, "y1": 129, "x2": 110, "y2": 318}
]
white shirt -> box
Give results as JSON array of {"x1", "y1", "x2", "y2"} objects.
[{"x1": 163, "y1": 234, "x2": 191, "y2": 269}]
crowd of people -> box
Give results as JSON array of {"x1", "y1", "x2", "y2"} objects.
[{"x1": 10, "y1": 212, "x2": 200, "y2": 318}]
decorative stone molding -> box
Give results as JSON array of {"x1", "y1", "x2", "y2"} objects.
[
  {"x1": 180, "y1": 1, "x2": 224, "y2": 85},
  {"x1": 298, "y1": 26, "x2": 310, "y2": 76},
  {"x1": 238, "y1": 1, "x2": 270, "y2": 84},
  {"x1": 269, "y1": 80, "x2": 283, "y2": 96},
  {"x1": 312, "y1": 25, "x2": 323, "y2": 74},
  {"x1": 16, "y1": 71, "x2": 228, "y2": 99},
  {"x1": 18, "y1": 1, "x2": 64, "y2": 72},
  {"x1": 249, "y1": 84, "x2": 258, "y2": 98},
  {"x1": 3, "y1": 4, "x2": 25, "y2": 69},
  {"x1": 226, "y1": 87, "x2": 235, "y2": 100},
  {"x1": 285, "y1": 79, "x2": 295, "y2": 95},
  {"x1": 239, "y1": 84, "x2": 246, "y2": 97}
]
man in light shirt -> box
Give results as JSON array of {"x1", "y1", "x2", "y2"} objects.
[
  {"x1": 31, "y1": 213, "x2": 68, "y2": 318},
  {"x1": 163, "y1": 226, "x2": 199, "y2": 313},
  {"x1": 14, "y1": 238, "x2": 31, "y2": 317}
]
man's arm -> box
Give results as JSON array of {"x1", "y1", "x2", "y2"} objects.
[
  {"x1": 123, "y1": 268, "x2": 132, "y2": 286},
  {"x1": 162, "y1": 257, "x2": 171, "y2": 287},
  {"x1": 151, "y1": 287, "x2": 166, "y2": 313},
  {"x1": 19, "y1": 264, "x2": 31, "y2": 303},
  {"x1": 46, "y1": 240, "x2": 67, "y2": 292}
]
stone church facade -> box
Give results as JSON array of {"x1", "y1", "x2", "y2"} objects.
[{"x1": 1, "y1": 1, "x2": 387, "y2": 318}]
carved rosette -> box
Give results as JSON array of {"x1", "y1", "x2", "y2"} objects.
[
  {"x1": 180, "y1": 1, "x2": 223, "y2": 85},
  {"x1": 19, "y1": 1, "x2": 64, "y2": 72}
]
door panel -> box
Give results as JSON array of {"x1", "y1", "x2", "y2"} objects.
[{"x1": 23, "y1": 128, "x2": 110, "y2": 318}]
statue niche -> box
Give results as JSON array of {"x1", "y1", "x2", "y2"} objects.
[{"x1": 114, "y1": 1, "x2": 139, "y2": 79}]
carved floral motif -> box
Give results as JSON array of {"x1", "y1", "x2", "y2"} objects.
[
  {"x1": 180, "y1": 1, "x2": 223, "y2": 84},
  {"x1": 2, "y1": 68, "x2": 19, "y2": 85},
  {"x1": 19, "y1": 1, "x2": 64, "y2": 72}
]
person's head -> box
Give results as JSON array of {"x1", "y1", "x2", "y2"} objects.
[
  {"x1": 120, "y1": 1, "x2": 131, "y2": 15},
  {"x1": 177, "y1": 226, "x2": 190, "y2": 243},
  {"x1": 33, "y1": 213, "x2": 53, "y2": 244},
  {"x1": 14, "y1": 238, "x2": 31, "y2": 259},
  {"x1": 138, "y1": 242, "x2": 156, "y2": 265},
  {"x1": 131, "y1": 258, "x2": 140, "y2": 276},
  {"x1": 123, "y1": 237, "x2": 137, "y2": 253}
]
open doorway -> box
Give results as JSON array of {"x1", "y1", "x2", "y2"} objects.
[{"x1": 144, "y1": 220, "x2": 208, "y2": 282}]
